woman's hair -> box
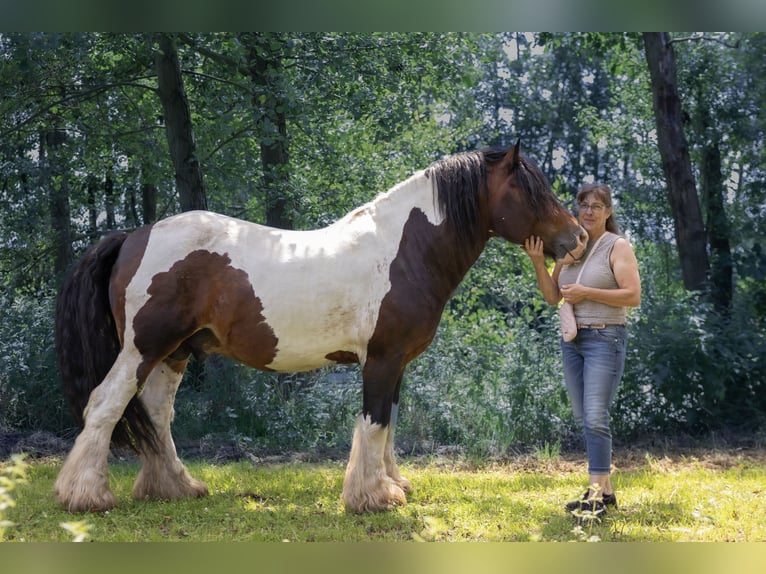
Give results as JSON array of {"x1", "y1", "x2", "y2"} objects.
[{"x1": 576, "y1": 183, "x2": 621, "y2": 235}]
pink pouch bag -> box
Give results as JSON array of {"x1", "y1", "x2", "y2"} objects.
[
  {"x1": 558, "y1": 233, "x2": 607, "y2": 342},
  {"x1": 559, "y1": 302, "x2": 577, "y2": 342}
]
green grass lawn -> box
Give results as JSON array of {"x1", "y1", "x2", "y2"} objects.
[{"x1": 3, "y1": 448, "x2": 766, "y2": 542}]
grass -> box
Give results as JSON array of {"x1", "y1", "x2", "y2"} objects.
[{"x1": 2, "y1": 448, "x2": 766, "y2": 542}]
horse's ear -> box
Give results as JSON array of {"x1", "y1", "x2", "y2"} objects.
[{"x1": 501, "y1": 139, "x2": 522, "y2": 172}]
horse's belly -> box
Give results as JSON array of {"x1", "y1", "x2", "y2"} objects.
[
  {"x1": 263, "y1": 324, "x2": 365, "y2": 372},
  {"x1": 250, "y1": 264, "x2": 388, "y2": 373},
  {"x1": 265, "y1": 350, "x2": 341, "y2": 373}
]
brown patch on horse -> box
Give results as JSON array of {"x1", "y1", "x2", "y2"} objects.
[
  {"x1": 110, "y1": 224, "x2": 153, "y2": 346},
  {"x1": 326, "y1": 350, "x2": 360, "y2": 364},
  {"x1": 132, "y1": 250, "x2": 279, "y2": 382},
  {"x1": 363, "y1": 207, "x2": 486, "y2": 425}
]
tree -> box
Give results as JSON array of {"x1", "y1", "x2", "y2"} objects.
[
  {"x1": 42, "y1": 128, "x2": 74, "y2": 277},
  {"x1": 687, "y1": 46, "x2": 733, "y2": 311},
  {"x1": 240, "y1": 33, "x2": 293, "y2": 229},
  {"x1": 643, "y1": 32, "x2": 710, "y2": 291},
  {"x1": 154, "y1": 33, "x2": 207, "y2": 212}
]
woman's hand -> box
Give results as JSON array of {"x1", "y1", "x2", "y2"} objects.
[
  {"x1": 525, "y1": 235, "x2": 565, "y2": 306},
  {"x1": 560, "y1": 283, "x2": 588, "y2": 304},
  {"x1": 524, "y1": 236, "x2": 545, "y2": 266}
]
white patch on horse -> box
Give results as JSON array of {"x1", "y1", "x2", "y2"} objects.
[{"x1": 123, "y1": 171, "x2": 443, "y2": 372}]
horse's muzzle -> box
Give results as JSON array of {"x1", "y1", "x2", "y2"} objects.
[{"x1": 557, "y1": 227, "x2": 589, "y2": 263}]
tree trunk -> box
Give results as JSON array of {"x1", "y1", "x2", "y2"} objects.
[
  {"x1": 44, "y1": 129, "x2": 73, "y2": 278},
  {"x1": 104, "y1": 171, "x2": 116, "y2": 230},
  {"x1": 241, "y1": 33, "x2": 293, "y2": 229},
  {"x1": 86, "y1": 175, "x2": 98, "y2": 237},
  {"x1": 701, "y1": 141, "x2": 732, "y2": 311},
  {"x1": 643, "y1": 32, "x2": 709, "y2": 291},
  {"x1": 141, "y1": 182, "x2": 158, "y2": 225},
  {"x1": 155, "y1": 33, "x2": 207, "y2": 212},
  {"x1": 125, "y1": 186, "x2": 139, "y2": 229}
]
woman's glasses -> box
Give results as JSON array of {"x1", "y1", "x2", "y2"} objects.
[{"x1": 578, "y1": 202, "x2": 606, "y2": 213}]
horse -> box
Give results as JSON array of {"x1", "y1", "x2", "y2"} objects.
[{"x1": 53, "y1": 142, "x2": 587, "y2": 513}]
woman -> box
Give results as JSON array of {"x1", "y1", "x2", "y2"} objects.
[{"x1": 523, "y1": 183, "x2": 641, "y2": 519}]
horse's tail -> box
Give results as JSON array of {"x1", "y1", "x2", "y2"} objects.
[{"x1": 55, "y1": 232, "x2": 159, "y2": 453}]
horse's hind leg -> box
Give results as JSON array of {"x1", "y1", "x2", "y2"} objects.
[
  {"x1": 55, "y1": 350, "x2": 142, "y2": 512},
  {"x1": 132, "y1": 358, "x2": 208, "y2": 502}
]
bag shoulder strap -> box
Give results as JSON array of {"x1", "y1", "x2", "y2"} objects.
[{"x1": 574, "y1": 233, "x2": 608, "y2": 284}]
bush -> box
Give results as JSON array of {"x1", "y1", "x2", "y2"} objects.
[
  {"x1": 0, "y1": 293, "x2": 72, "y2": 435},
  {"x1": 616, "y1": 290, "x2": 766, "y2": 438},
  {"x1": 173, "y1": 359, "x2": 362, "y2": 455},
  {"x1": 395, "y1": 242, "x2": 577, "y2": 456}
]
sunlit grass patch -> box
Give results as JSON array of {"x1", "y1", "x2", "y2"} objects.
[{"x1": 3, "y1": 449, "x2": 765, "y2": 542}]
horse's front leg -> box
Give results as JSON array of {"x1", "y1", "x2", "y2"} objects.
[
  {"x1": 384, "y1": 401, "x2": 412, "y2": 494},
  {"x1": 342, "y1": 362, "x2": 407, "y2": 513}
]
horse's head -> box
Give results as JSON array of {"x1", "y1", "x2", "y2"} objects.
[{"x1": 485, "y1": 142, "x2": 587, "y2": 263}]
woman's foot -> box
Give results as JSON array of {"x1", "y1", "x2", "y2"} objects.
[
  {"x1": 569, "y1": 498, "x2": 607, "y2": 524},
  {"x1": 565, "y1": 490, "x2": 618, "y2": 512}
]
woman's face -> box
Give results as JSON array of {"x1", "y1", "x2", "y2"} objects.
[{"x1": 577, "y1": 193, "x2": 611, "y2": 236}]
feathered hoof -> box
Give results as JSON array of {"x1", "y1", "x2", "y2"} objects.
[
  {"x1": 132, "y1": 466, "x2": 209, "y2": 501},
  {"x1": 55, "y1": 463, "x2": 118, "y2": 513},
  {"x1": 55, "y1": 481, "x2": 118, "y2": 513},
  {"x1": 342, "y1": 476, "x2": 408, "y2": 513}
]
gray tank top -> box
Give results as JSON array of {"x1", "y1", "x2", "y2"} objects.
[{"x1": 558, "y1": 232, "x2": 626, "y2": 326}]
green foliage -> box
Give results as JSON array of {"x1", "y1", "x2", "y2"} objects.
[
  {"x1": 614, "y1": 242, "x2": 766, "y2": 437},
  {"x1": 58, "y1": 519, "x2": 92, "y2": 542},
  {"x1": 617, "y1": 292, "x2": 766, "y2": 437},
  {"x1": 0, "y1": 454, "x2": 28, "y2": 541},
  {"x1": 0, "y1": 293, "x2": 71, "y2": 433},
  {"x1": 2, "y1": 32, "x2": 766, "y2": 453},
  {"x1": 399, "y1": 243, "x2": 575, "y2": 455},
  {"x1": 172, "y1": 361, "x2": 361, "y2": 454}
]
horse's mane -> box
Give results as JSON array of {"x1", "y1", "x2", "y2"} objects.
[
  {"x1": 425, "y1": 151, "x2": 486, "y2": 244},
  {"x1": 425, "y1": 148, "x2": 555, "y2": 244}
]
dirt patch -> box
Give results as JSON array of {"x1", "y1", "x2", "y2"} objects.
[
  {"x1": 612, "y1": 446, "x2": 766, "y2": 472},
  {"x1": 0, "y1": 429, "x2": 71, "y2": 459},
  {"x1": 2, "y1": 428, "x2": 765, "y2": 471}
]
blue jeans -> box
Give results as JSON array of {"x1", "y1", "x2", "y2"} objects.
[{"x1": 561, "y1": 325, "x2": 627, "y2": 475}]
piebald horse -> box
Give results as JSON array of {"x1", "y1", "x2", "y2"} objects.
[{"x1": 54, "y1": 143, "x2": 587, "y2": 513}]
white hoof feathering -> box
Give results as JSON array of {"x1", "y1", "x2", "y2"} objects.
[
  {"x1": 342, "y1": 414, "x2": 408, "y2": 512},
  {"x1": 55, "y1": 435, "x2": 116, "y2": 513}
]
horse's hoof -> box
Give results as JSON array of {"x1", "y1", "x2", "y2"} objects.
[
  {"x1": 396, "y1": 476, "x2": 413, "y2": 494},
  {"x1": 56, "y1": 488, "x2": 118, "y2": 513},
  {"x1": 55, "y1": 467, "x2": 118, "y2": 513},
  {"x1": 132, "y1": 468, "x2": 209, "y2": 501},
  {"x1": 342, "y1": 480, "x2": 407, "y2": 513},
  {"x1": 388, "y1": 471, "x2": 412, "y2": 493}
]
